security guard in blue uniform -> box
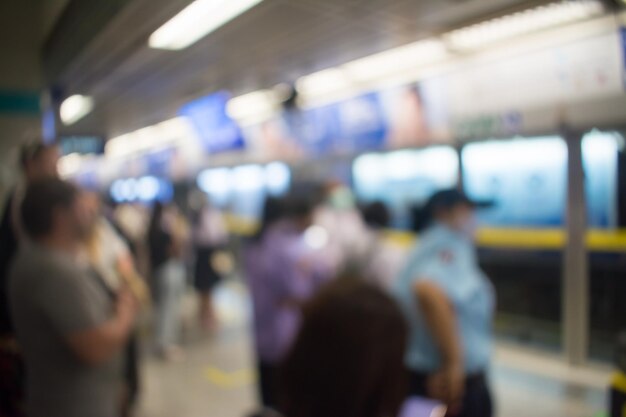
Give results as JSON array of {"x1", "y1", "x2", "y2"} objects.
[{"x1": 393, "y1": 189, "x2": 494, "y2": 417}]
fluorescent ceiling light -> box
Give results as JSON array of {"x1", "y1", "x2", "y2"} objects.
[
  {"x1": 297, "y1": 38, "x2": 446, "y2": 100},
  {"x1": 105, "y1": 117, "x2": 191, "y2": 158},
  {"x1": 149, "y1": 0, "x2": 264, "y2": 50},
  {"x1": 227, "y1": 90, "x2": 277, "y2": 123},
  {"x1": 343, "y1": 39, "x2": 448, "y2": 82},
  {"x1": 296, "y1": 68, "x2": 353, "y2": 98},
  {"x1": 60, "y1": 95, "x2": 94, "y2": 125},
  {"x1": 446, "y1": 0, "x2": 604, "y2": 51}
]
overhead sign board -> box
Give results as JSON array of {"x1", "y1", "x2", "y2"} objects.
[{"x1": 179, "y1": 91, "x2": 245, "y2": 154}]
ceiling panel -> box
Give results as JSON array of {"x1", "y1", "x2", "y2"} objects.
[{"x1": 54, "y1": 0, "x2": 548, "y2": 137}]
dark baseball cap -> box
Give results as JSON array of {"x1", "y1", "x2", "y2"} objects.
[
  {"x1": 426, "y1": 189, "x2": 492, "y2": 212},
  {"x1": 412, "y1": 188, "x2": 493, "y2": 232}
]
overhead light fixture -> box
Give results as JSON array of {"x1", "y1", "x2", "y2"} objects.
[
  {"x1": 296, "y1": 68, "x2": 353, "y2": 99},
  {"x1": 296, "y1": 38, "x2": 446, "y2": 101},
  {"x1": 227, "y1": 90, "x2": 277, "y2": 124},
  {"x1": 343, "y1": 39, "x2": 448, "y2": 82},
  {"x1": 149, "y1": 0, "x2": 264, "y2": 50},
  {"x1": 445, "y1": 0, "x2": 604, "y2": 51},
  {"x1": 60, "y1": 95, "x2": 94, "y2": 125},
  {"x1": 105, "y1": 117, "x2": 191, "y2": 158}
]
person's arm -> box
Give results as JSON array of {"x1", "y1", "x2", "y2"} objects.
[
  {"x1": 117, "y1": 253, "x2": 150, "y2": 305},
  {"x1": 414, "y1": 280, "x2": 464, "y2": 410},
  {"x1": 66, "y1": 285, "x2": 137, "y2": 366}
]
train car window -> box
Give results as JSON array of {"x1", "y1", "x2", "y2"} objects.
[
  {"x1": 197, "y1": 167, "x2": 233, "y2": 207},
  {"x1": 231, "y1": 165, "x2": 266, "y2": 220},
  {"x1": 110, "y1": 177, "x2": 172, "y2": 204},
  {"x1": 353, "y1": 146, "x2": 459, "y2": 228},
  {"x1": 582, "y1": 131, "x2": 621, "y2": 229},
  {"x1": 462, "y1": 137, "x2": 567, "y2": 227},
  {"x1": 265, "y1": 162, "x2": 291, "y2": 196}
]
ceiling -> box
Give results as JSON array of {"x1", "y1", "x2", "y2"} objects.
[{"x1": 51, "y1": 0, "x2": 550, "y2": 138}]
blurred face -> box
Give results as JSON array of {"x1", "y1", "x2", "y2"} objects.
[
  {"x1": 438, "y1": 204, "x2": 476, "y2": 238},
  {"x1": 50, "y1": 196, "x2": 93, "y2": 245},
  {"x1": 26, "y1": 147, "x2": 60, "y2": 181},
  {"x1": 79, "y1": 192, "x2": 102, "y2": 235},
  {"x1": 70, "y1": 196, "x2": 96, "y2": 241}
]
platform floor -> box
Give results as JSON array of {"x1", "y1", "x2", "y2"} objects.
[{"x1": 136, "y1": 281, "x2": 610, "y2": 417}]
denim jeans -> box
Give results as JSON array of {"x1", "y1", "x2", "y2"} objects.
[{"x1": 154, "y1": 260, "x2": 186, "y2": 351}]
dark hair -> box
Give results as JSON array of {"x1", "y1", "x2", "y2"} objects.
[
  {"x1": 283, "y1": 193, "x2": 315, "y2": 220},
  {"x1": 280, "y1": 278, "x2": 408, "y2": 417},
  {"x1": 148, "y1": 201, "x2": 165, "y2": 237},
  {"x1": 19, "y1": 141, "x2": 56, "y2": 170},
  {"x1": 21, "y1": 179, "x2": 79, "y2": 238},
  {"x1": 252, "y1": 196, "x2": 286, "y2": 242},
  {"x1": 362, "y1": 201, "x2": 390, "y2": 229}
]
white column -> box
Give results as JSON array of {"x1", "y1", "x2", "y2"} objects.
[{"x1": 562, "y1": 130, "x2": 589, "y2": 365}]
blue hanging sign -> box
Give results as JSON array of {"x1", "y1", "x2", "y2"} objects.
[{"x1": 179, "y1": 91, "x2": 245, "y2": 153}]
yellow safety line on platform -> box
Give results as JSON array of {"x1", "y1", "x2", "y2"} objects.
[
  {"x1": 386, "y1": 228, "x2": 626, "y2": 252},
  {"x1": 224, "y1": 213, "x2": 626, "y2": 252},
  {"x1": 612, "y1": 372, "x2": 626, "y2": 393},
  {"x1": 204, "y1": 367, "x2": 255, "y2": 388}
]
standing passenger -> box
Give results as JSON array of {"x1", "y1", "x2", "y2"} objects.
[
  {"x1": 0, "y1": 141, "x2": 59, "y2": 417},
  {"x1": 148, "y1": 202, "x2": 187, "y2": 361},
  {"x1": 81, "y1": 192, "x2": 149, "y2": 417},
  {"x1": 245, "y1": 195, "x2": 328, "y2": 411},
  {"x1": 358, "y1": 201, "x2": 407, "y2": 290},
  {"x1": 192, "y1": 199, "x2": 229, "y2": 330},
  {"x1": 9, "y1": 179, "x2": 137, "y2": 417},
  {"x1": 393, "y1": 189, "x2": 494, "y2": 417}
]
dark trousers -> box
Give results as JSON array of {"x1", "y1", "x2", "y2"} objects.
[
  {"x1": 257, "y1": 361, "x2": 279, "y2": 409},
  {"x1": 0, "y1": 343, "x2": 25, "y2": 417},
  {"x1": 409, "y1": 370, "x2": 493, "y2": 417}
]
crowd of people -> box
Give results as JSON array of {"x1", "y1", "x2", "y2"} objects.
[{"x1": 0, "y1": 139, "x2": 496, "y2": 417}]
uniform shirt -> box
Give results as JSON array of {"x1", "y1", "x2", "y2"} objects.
[
  {"x1": 245, "y1": 220, "x2": 329, "y2": 364},
  {"x1": 393, "y1": 224, "x2": 494, "y2": 374},
  {"x1": 9, "y1": 243, "x2": 122, "y2": 417}
]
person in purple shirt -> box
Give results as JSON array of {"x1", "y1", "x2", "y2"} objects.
[{"x1": 245, "y1": 195, "x2": 329, "y2": 413}]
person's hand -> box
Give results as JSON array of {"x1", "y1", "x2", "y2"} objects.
[
  {"x1": 427, "y1": 363, "x2": 465, "y2": 414},
  {"x1": 116, "y1": 284, "x2": 139, "y2": 324}
]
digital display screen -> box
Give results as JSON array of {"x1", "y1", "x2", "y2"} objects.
[{"x1": 59, "y1": 135, "x2": 105, "y2": 155}]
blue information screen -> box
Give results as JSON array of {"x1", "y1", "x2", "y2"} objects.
[{"x1": 179, "y1": 91, "x2": 245, "y2": 153}]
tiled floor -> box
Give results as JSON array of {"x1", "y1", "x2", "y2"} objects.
[{"x1": 136, "y1": 281, "x2": 611, "y2": 417}]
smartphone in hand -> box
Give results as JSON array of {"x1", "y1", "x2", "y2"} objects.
[{"x1": 399, "y1": 397, "x2": 447, "y2": 417}]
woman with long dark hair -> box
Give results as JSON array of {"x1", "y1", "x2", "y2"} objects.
[{"x1": 280, "y1": 278, "x2": 408, "y2": 417}]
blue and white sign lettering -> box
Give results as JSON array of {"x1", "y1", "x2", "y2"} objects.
[
  {"x1": 335, "y1": 92, "x2": 387, "y2": 151},
  {"x1": 179, "y1": 91, "x2": 245, "y2": 153}
]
